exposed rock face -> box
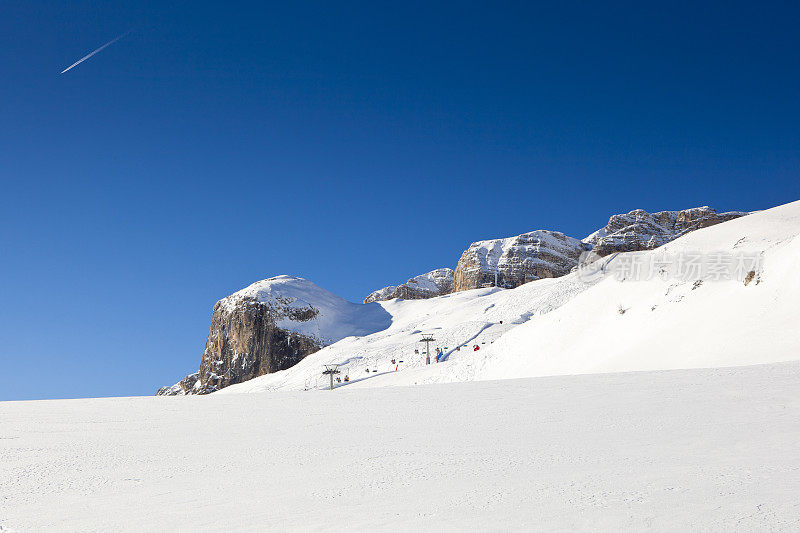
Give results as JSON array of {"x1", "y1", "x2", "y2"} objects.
[
  {"x1": 158, "y1": 276, "x2": 391, "y2": 395},
  {"x1": 156, "y1": 372, "x2": 200, "y2": 396},
  {"x1": 364, "y1": 207, "x2": 748, "y2": 298},
  {"x1": 364, "y1": 268, "x2": 455, "y2": 303},
  {"x1": 453, "y1": 230, "x2": 587, "y2": 292},
  {"x1": 584, "y1": 207, "x2": 749, "y2": 257}
]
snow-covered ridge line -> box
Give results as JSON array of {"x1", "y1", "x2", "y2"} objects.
[
  {"x1": 160, "y1": 203, "x2": 756, "y2": 396},
  {"x1": 217, "y1": 275, "x2": 390, "y2": 343},
  {"x1": 221, "y1": 199, "x2": 797, "y2": 395},
  {"x1": 366, "y1": 206, "x2": 748, "y2": 302},
  {"x1": 158, "y1": 276, "x2": 392, "y2": 395},
  {"x1": 364, "y1": 268, "x2": 454, "y2": 303}
]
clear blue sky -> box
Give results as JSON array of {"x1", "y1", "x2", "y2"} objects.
[{"x1": 1, "y1": 1, "x2": 798, "y2": 400}]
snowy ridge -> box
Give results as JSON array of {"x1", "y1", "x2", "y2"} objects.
[
  {"x1": 364, "y1": 268, "x2": 454, "y2": 303},
  {"x1": 583, "y1": 206, "x2": 749, "y2": 255},
  {"x1": 220, "y1": 200, "x2": 800, "y2": 394},
  {"x1": 466, "y1": 230, "x2": 584, "y2": 273},
  {"x1": 404, "y1": 268, "x2": 454, "y2": 293},
  {"x1": 472, "y1": 202, "x2": 798, "y2": 381},
  {"x1": 221, "y1": 263, "x2": 604, "y2": 393},
  {"x1": 219, "y1": 275, "x2": 391, "y2": 345},
  {"x1": 364, "y1": 206, "x2": 746, "y2": 301},
  {"x1": 451, "y1": 229, "x2": 586, "y2": 291}
]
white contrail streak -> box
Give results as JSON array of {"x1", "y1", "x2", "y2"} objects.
[{"x1": 60, "y1": 31, "x2": 131, "y2": 74}]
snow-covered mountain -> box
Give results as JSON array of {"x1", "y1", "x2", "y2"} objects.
[
  {"x1": 584, "y1": 206, "x2": 749, "y2": 256},
  {"x1": 452, "y1": 229, "x2": 585, "y2": 291},
  {"x1": 159, "y1": 204, "x2": 764, "y2": 395},
  {"x1": 158, "y1": 276, "x2": 390, "y2": 395},
  {"x1": 364, "y1": 206, "x2": 747, "y2": 302},
  {"x1": 217, "y1": 199, "x2": 798, "y2": 394},
  {"x1": 363, "y1": 268, "x2": 454, "y2": 303}
]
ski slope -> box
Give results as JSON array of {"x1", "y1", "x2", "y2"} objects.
[
  {"x1": 220, "y1": 269, "x2": 595, "y2": 393},
  {"x1": 222, "y1": 199, "x2": 800, "y2": 394},
  {"x1": 3, "y1": 362, "x2": 800, "y2": 531}
]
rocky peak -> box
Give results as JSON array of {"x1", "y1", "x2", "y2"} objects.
[
  {"x1": 364, "y1": 206, "x2": 748, "y2": 300},
  {"x1": 452, "y1": 230, "x2": 587, "y2": 292},
  {"x1": 364, "y1": 268, "x2": 455, "y2": 303},
  {"x1": 584, "y1": 207, "x2": 749, "y2": 257},
  {"x1": 157, "y1": 276, "x2": 391, "y2": 395}
]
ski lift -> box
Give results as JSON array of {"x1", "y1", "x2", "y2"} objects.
[{"x1": 391, "y1": 359, "x2": 396, "y2": 364}]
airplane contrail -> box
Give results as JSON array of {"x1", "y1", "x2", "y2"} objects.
[{"x1": 60, "y1": 31, "x2": 131, "y2": 74}]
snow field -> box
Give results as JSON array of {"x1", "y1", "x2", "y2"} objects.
[{"x1": 3, "y1": 362, "x2": 800, "y2": 531}]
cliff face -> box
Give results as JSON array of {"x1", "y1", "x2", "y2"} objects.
[
  {"x1": 584, "y1": 207, "x2": 749, "y2": 257},
  {"x1": 452, "y1": 230, "x2": 587, "y2": 292},
  {"x1": 196, "y1": 298, "x2": 323, "y2": 394},
  {"x1": 364, "y1": 268, "x2": 454, "y2": 303},
  {"x1": 158, "y1": 276, "x2": 391, "y2": 395}
]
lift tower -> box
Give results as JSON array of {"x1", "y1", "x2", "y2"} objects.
[
  {"x1": 322, "y1": 364, "x2": 341, "y2": 390},
  {"x1": 420, "y1": 335, "x2": 435, "y2": 365}
]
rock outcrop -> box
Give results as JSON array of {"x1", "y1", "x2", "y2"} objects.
[
  {"x1": 364, "y1": 268, "x2": 454, "y2": 303},
  {"x1": 158, "y1": 276, "x2": 391, "y2": 395},
  {"x1": 156, "y1": 372, "x2": 200, "y2": 396},
  {"x1": 584, "y1": 207, "x2": 748, "y2": 257},
  {"x1": 452, "y1": 230, "x2": 587, "y2": 292},
  {"x1": 363, "y1": 207, "x2": 748, "y2": 299}
]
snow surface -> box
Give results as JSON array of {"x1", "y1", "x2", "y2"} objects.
[
  {"x1": 3, "y1": 362, "x2": 800, "y2": 531},
  {"x1": 219, "y1": 275, "x2": 391, "y2": 345},
  {"x1": 474, "y1": 200, "x2": 799, "y2": 382},
  {"x1": 220, "y1": 200, "x2": 800, "y2": 394}
]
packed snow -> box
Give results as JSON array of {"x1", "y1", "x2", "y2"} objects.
[{"x1": 3, "y1": 362, "x2": 800, "y2": 531}]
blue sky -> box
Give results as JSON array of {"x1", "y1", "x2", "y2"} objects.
[{"x1": 1, "y1": 1, "x2": 798, "y2": 400}]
